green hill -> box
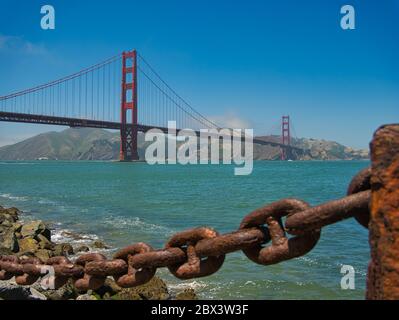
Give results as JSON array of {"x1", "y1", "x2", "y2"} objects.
[{"x1": 0, "y1": 128, "x2": 120, "y2": 160}]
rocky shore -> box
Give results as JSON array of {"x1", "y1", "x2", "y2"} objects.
[{"x1": 0, "y1": 205, "x2": 197, "y2": 300}]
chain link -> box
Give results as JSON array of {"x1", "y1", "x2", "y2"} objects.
[{"x1": 0, "y1": 167, "x2": 371, "y2": 291}]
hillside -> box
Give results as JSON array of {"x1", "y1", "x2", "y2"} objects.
[
  {"x1": 254, "y1": 135, "x2": 369, "y2": 160},
  {"x1": 0, "y1": 128, "x2": 120, "y2": 160},
  {"x1": 0, "y1": 128, "x2": 369, "y2": 161}
]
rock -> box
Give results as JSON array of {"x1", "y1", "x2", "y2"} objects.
[
  {"x1": 29, "y1": 287, "x2": 47, "y2": 300},
  {"x1": 21, "y1": 221, "x2": 51, "y2": 241},
  {"x1": 175, "y1": 289, "x2": 198, "y2": 300},
  {"x1": 37, "y1": 234, "x2": 53, "y2": 250},
  {"x1": 0, "y1": 207, "x2": 19, "y2": 225},
  {"x1": 0, "y1": 219, "x2": 13, "y2": 228},
  {"x1": 0, "y1": 224, "x2": 8, "y2": 233},
  {"x1": 75, "y1": 245, "x2": 90, "y2": 253},
  {"x1": 0, "y1": 229, "x2": 19, "y2": 252},
  {"x1": 18, "y1": 237, "x2": 39, "y2": 253},
  {"x1": 52, "y1": 243, "x2": 74, "y2": 256},
  {"x1": 76, "y1": 294, "x2": 98, "y2": 300},
  {"x1": 103, "y1": 292, "x2": 112, "y2": 300},
  {"x1": 94, "y1": 278, "x2": 122, "y2": 297},
  {"x1": 12, "y1": 222, "x2": 23, "y2": 233},
  {"x1": 114, "y1": 276, "x2": 170, "y2": 300},
  {"x1": 92, "y1": 241, "x2": 109, "y2": 249},
  {"x1": 32, "y1": 279, "x2": 78, "y2": 300},
  {"x1": 5, "y1": 207, "x2": 21, "y2": 219},
  {"x1": 60, "y1": 230, "x2": 93, "y2": 241},
  {"x1": 16, "y1": 251, "x2": 36, "y2": 258},
  {"x1": 0, "y1": 247, "x2": 13, "y2": 255},
  {"x1": 34, "y1": 249, "x2": 52, "y2": 262},
  {"x1": 0, "y1": 282, "x2": 46, "y2": 300}
]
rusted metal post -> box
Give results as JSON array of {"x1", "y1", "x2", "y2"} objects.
[{"x1": 367, "y1": 124, "x2": 399, "y2": 299}]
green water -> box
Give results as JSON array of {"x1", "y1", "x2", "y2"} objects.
[{"x1": 0, "y1": 160, "x2": 370, "y2": 299}]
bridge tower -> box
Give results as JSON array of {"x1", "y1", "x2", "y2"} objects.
[
  {"x1": 120, "y1": 50, "x2": 139, "y2": 161},
  {"x1": 281, "y1": 115, "x2": 290, "y2": 160}
]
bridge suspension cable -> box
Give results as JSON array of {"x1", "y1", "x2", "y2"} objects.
[
  {"x1": 137, "y1": 54, "x2": 220, "y2": 130},
  {"x1": 0, "y1": 54, "x2": 123, "y2": 122},
  {"x1": 0, "y1": 51, "x2": 223, "y2": 131}
]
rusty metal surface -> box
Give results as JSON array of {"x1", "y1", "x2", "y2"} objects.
[
  {"x1": 239, "y1": 199, "x2": 320, "y2": 265},
  {"x1": 367, "y1": 124, "x2": 399, "y2": 300},
  {"x1": 0, "y1": 125, "x2": 397, "y2": 299}
]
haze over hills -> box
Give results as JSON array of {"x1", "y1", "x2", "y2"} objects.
[{"x1": 0, "y1": 128, "x2": 369, "y2": 161}]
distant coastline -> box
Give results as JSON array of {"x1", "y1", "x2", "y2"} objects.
[{"x1": 0, "y1": 128, "x2": 369, "y2": 161}]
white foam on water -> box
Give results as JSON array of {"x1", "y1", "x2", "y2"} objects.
[
  {"x1": 0, "y1": 193, "x2": 29, "y2": 202},
  {"x1": 102, "y1": 216, "x2": 174, "y2": 235},
  {"x1": 38, "y1": 198, "x2": 57, "y2": 205},
  {"x1": 167, "y1": 280, "x2": 209, "y2": 292},
  {"x1": 51, "y1": 228, "x2": 99, "y2": 246}
]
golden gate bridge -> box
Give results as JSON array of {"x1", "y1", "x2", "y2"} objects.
[{"x1": 0, "y1": 50, "x2": 304, "y2": 161}]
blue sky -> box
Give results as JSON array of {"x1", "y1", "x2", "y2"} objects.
[{"x1": 0, "y1": 0, "x2": 398, "y2": 148}]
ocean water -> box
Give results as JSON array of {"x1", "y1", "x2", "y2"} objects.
[{"x1": 0, "y1": 160, "x2": 370, "y2": 299}]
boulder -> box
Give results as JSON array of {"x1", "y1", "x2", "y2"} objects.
[
  {"x1": 114, "y1": 276, "x2": 170, "y2": 300},
  {"x1": 92, "y1": 241, "x2": 109, "y2": 249},
  {"x1": 175, "y1": 289, "x2": 198, "y2": 300},
  {"x1": 60, "y1": 230, "x2": 93, "y2": 241},
  {"x1": 52, "y1": 243, "x2": 74, "y2": 257},
  {"x1": 34, "y1": 249, "x2": 53, "y2": 262},
  {"x1": 18, "y1": 237, "x2": 39, "y2": 253},
  {"x1": 37, "y1": 234, "x2": 53, "y2": 250},
  {"x1": 32, "y1": 279, "x2": 78, "y2": 300},
  {"x1": 0, "y1": 208, "x2": 19, "y2": 225},
  {"x1": 11, "y1": 222, "x2": 22, "y2": 233},
  {"x1": 76, "y1": 294, "x2": 98, "y2": 300},
  {"x1": 94, "y1": 278, "x2": 122, "y2": 297},
  {"x1": 75, "y1": 245, "x2": 90, "y2": 253},
  {"x1": 0, "y1": 219, "x2": 13, "y2": 228},
  {"x1": 0, "y1": 247, "x2": 13, "y2": 255},
  {"x1": 0, "y1": 229, "x2": 19, "y2": 253},
  {"x1": 0, "y1": 282, "x2": 47, "y2": 300},
  {"x1": 16, "y1": 251, "x2": 36, "y2": 258},
  {"x1": 5, "y1": 207, "x2": 21, "y2": 219},
  {"x1": 21, "y1": 221, "x2": 51, "y2": 241}
]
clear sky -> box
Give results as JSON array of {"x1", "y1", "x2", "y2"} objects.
[{"x1": 0, "y1": 0, "x2": 398, "y2": 148}]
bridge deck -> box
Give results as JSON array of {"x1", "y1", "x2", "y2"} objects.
[{"x1": 0, "y1": 111, "x2": 303, "y2": 152}]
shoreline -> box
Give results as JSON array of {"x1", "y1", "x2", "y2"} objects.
[{"x1": 0, "y1": 203, "x2": 197, "y2": 300}]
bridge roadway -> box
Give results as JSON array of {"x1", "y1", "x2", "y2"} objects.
[{"x1": 0, "y1": 111, "x2": 304, "y2": 152}]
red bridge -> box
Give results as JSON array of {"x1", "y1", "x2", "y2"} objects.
[{"x1": 0, "y1": 50, "x2": 304, "y2": 160}]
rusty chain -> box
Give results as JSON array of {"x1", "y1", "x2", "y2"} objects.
[{"x1": 0, "y1": 167, "x2": 371, "y2": 292}]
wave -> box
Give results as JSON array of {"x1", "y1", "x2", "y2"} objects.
[
  {"x1": 167, "y1": 280, "x2": 209, "y2": 292},
  {"x1": 299, "y1": 256, "x2": 367, "y2": 276},
  {"x1": 0, "y1": 193, "x2": 29, "y2": 202},
  {"x1": 38, "y1": 198, "x2": 58, "y2": 205},
  {"x1": 102, "y1": 216, "x2": 174, "y2": 235},
  {"x1": 50, "y1": 226, "x2": 115, "y2": 258},
  {"x1": 51, "y1": 228, "x2": 99, "y2": 244}
]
